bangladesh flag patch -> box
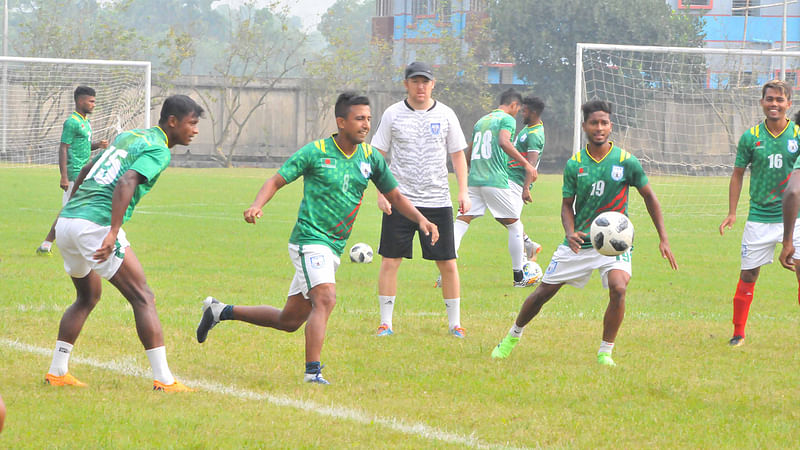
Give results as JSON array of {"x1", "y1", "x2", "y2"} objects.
[{"x1": 320, "y1": 157, "x2": 337, "y2": 168}]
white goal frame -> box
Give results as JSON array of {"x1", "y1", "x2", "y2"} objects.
[{"x1": 0, "y1": 56, "x2": 150, "y2": 162}]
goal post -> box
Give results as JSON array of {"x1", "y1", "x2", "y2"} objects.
[
  {"x1": 574, "y1": 43, "x2": 800, "y2": 216},
  {"x1": 0, "y1": 56, "x2": 150, "y2": 166}
]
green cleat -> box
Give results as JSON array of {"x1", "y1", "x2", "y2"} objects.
[
  {"x1": 597, "y1": 352, "x2": 616, "y2": 366},
  {"x1": 491, "y1": 335, "x2": 519, "y2": 359}
]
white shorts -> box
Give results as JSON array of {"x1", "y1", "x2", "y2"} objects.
[
  {"x1": 287, "y1": 243, "x2": 340, "y2": 299},
  {"x1": 54, "y1": 217, "x2": 129, "y2": 280},
  {"x1": 541, "y1": 244, "x2": 632, "y2": 289},
  {"x1": 62, "y1": 181, "x2": 74, "y2": 206},
  {"x1": 740, "y1": 221, "x2": 800, "y2": 270},
  {"x1": 466, "y1": 184, "x2": 522, "y2": 219}
]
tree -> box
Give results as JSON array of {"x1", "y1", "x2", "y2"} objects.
[
  {"x1": 490, "y1": 0, "x2": 705, "y2": 155},
  {"x1": 187, "y1": 2, "x2": 309, "y2": 167}
]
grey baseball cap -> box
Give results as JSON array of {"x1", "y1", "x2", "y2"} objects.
[{"x1": 405, "y1": 61, "x2": 434, "y2": 80}]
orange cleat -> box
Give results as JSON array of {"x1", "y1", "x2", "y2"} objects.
[
  {"x1": 45, "y1": 372, "x2": 87, "y2": 387},
  {"x1": 153, "y1": 380, "x2": 194, "y2": 392}
]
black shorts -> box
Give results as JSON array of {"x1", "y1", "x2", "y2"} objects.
[{"x1": 378, "y1": 206, "x2": 456, "y2": 260}]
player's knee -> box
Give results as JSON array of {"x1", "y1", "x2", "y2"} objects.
[
  {"x1": 314, "y1": 294, "x2": 336, "y2": 311},
  {"x1": 125, "y1": 285, "x2": 155, "y2": 308},
  {"x1": 608, "y1": 284, "x2": 627, "y2": 302}
]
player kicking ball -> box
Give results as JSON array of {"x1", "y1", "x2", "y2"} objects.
[
  {"x1": 44, "y1": 95, "x2": 202, "y2": 392},
  {"x1": 195, "y1": 92, "x2": 438, "y2": 385},
  {"x1": 490, "y1": 100, "x2": 678, "y2": 366}
]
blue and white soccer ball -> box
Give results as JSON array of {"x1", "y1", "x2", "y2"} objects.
[
  {"x1": 590, "y1": 211, "x2": 634, "y2": 256},
  {"x1": 522, "y1": 261, "x2": 543, "y2": 285},
  {"x1": 349, "y1": 242, "x2": 373, "y2": 263}
]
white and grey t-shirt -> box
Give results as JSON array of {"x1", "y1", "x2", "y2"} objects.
[{"x1": 371, "y1": 100, "x2": 467, "y2": 208}]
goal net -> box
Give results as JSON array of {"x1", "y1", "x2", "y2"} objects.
[
  {"x1": 575, "y1": 44, "x2": 800, "y2": 217},
  {"x1": 0, "y1": 56, "x2": 150, "y2": 166}
]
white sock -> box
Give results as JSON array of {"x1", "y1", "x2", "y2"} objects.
[
  {"x1": 444, "y1": 298, "x2": 460, "y2": 329},
  {"x1": 598, "y1": 340, "x2": 615, "y2": 355},
  {"x1": 509, "y1": 324, "x2": 524, "y2": 338},
  {"x1": 453, "y1": 219, "x2": 470, "y2": 253},
  {"x1": 40, "y1": 241, "x2": 52, "y2": 250},
  {"x1": 145, "y1": 346, "x2": 175, "y2": 385},
  {"x1": 48, "y1": 340, "x2": 73, "y2": 376},
  {"x1": 506, "y1": 221, "x2": 525, "y2": 271},
  {"x1": 379, "y1": 295, "x2": 395, "y2": 329}
]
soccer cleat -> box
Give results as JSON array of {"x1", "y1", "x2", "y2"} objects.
[
  {"x1": 196, "y1": 296, "x2": 225, "y2": 343},
  {"x1": 304, "y1": 366, "x2": 330, "y2": 385},
  {"x1": 376, "y1": 323, "x2": 394, "y2": 336},
  {"x1": 44, "y1": 372, "x2": 87, "y2": 387},
  {"x1": 491, "y1": 335, "x2": 519, "y2": 359},
  {"x1": 450, "y1": 326, "x2": 466, "y2": 338},
  {"x1": 729, "y1": 335, "x2": 745, "y2": 347},
  {"x1": 36, "y1": 245, "x2": 53, "y2": 257},
  {"x1": 434, "y1": 274, "x2": 442, "y2": 288},
  {"x1": 523, "y1": 236, "x2": 542, "y2": 261},
  {"x1": 513, "y1": 278, "x2": 536, "y2": 288},
  {"x1": 597, "y1": 352, "x2": 617, "y2": 366},
  {"x1": 153, "y1": 380, "x2": 194, "y2": 392}
]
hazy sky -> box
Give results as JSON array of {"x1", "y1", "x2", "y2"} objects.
[{"x1": 212, "y1": 0, "x2": 338, "y2": 30}]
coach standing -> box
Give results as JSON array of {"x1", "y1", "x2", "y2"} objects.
[{"x1": 371, "y1": 62, "x2": 470, "y2": 338}]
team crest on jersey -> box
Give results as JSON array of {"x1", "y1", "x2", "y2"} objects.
[
  {"x1": 360, "y1": 161, "x2": 372, "y2": 178},
  {"x1": 788, "y1": 140, "x2": 798, "y2": 153},
  {"x1": 611, "y1": 165, "x2": 624, "y2": 181},
  {"x1": 320, "y1": 158, "x2": 337, "y2": 169},
  {"x1": 519, "y1": 133, "x2": 527, "y2": 142},
  {"x1": 430, "y1": 122, "x2": 441, "y2": 135}
]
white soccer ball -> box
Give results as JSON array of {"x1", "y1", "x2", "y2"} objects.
[
  {"x1": 349, "y1": 242, "x2": 373, "y2": 263},
  {"x1": 590, "y1": 211, "x2": 634, "y2": 256},
  {"x1": 522, "y1": 261, "x2": 543, "y2": 285}
]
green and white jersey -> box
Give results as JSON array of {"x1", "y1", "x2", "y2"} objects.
[
  {"x1": 468, "y1": 109, "x2": 517, "y2": 188},
  {"x1": 60, "y1": 127, "x2": 171, "y2": 226},
  {"x1": 61, "y1": 111, "x2": 93, "y2": 181},
  {"x1": 562, "y1": 143, "x2": 648, "y2": 248},
  {"x1": 278, "y1": 135, "x2": 398, "y2": 256},
  {"x1": 735, "y1": 120, "x2": 800, "y2": 223},
  {"x1": 509, "y1": 122, "x2": 545, "y2": 187}
]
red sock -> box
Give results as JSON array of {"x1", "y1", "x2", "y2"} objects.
[{"x1": 732, "y1": 279, "x2": 755, "y2": 337}]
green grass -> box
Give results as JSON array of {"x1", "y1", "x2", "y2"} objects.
[{"x1": 1, "y1": 166, "x2": 799, "y2": 448}]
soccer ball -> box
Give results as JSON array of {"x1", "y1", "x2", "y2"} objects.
[
  {"x1": 349, "y1": 242, "x2": 373, "y2": 263},
  {"x1": 590, "y1": 211, "x2": 634, "y2": 256},
  {"x1": 522, "y1": 261, "x2": 543, "y2": 285}
]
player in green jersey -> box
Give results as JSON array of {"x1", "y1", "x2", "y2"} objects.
[
  {"x1": 195, "y1": 92, "x2": 439, "y2": 385},
  {"x1": 453, "y1": 89, "x2": 536, "y2": 287},
  {"x1": 37, "y1": 86, "x2": 109, "y2": 256},
  {"x1": 44, "y1": 95, "x2": 202, "y2": 392},
  {"x1": 720, "y1": 80, "x2": 800, "y2": 347},
  {"x1": 780, "y1": 110, "x2": 800, "y2": 269},
  {"x1": 490, "y1": 100, "x2": 678, "y2": 366},
  {"x1": 509, "y1": 95, "x2": 546, "y2": 261}
]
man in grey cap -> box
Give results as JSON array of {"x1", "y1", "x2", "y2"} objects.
[{"x1": 370, "y1": 61, "x2": 470, "y2": 338}]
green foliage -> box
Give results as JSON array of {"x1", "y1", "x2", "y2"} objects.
[
  {"x1": 2, "y1": 167, "x2": 800, "y2": 447},
  {"x1": 490, "y1": 0, "x2": 705, "y2": 142}
]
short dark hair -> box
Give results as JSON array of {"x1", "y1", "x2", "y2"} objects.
[
  {"x1": 762, "y1": 79, "x2": 792, "y2": 101},
  {"x1": 581, "y1": 100, "x2": 612, "y2": 122},
  {"x1": 158, "y1": 95, "x2": 204, "y2": 125},
  {"x1": 334, "y1": 91, "x2": 370, "y2": 119},
  {"x1": 74, "y1": 86, "x2": 95, "y2": 102},
  {"x1": 522, "y1": 96, "x2": 545, "y2": 115},
  {"x1": 499, "y1": 88, "x2": 522, "y2": 106}
]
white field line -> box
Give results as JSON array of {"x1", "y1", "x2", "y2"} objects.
[{"x1": 1, "y1": 337, "x2": 523, "y2": 450}]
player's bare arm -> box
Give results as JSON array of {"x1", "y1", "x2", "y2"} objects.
[
  {"x1": 450, "y1": 149, "x2": 470, "y2": 214},
  {"x1": 499, "y1": 129, "x2": 534, "y2": 202},
  {"x1": 720, "y1": 166, "x2": 745, "y2": 235},
  {"x1": 779, "y1": 169, "x2": 800, "y2": 269},
  {"x1": 383, "y1": 187, "x2": 439, "y2": 245},
  {"x1": 244, "y1": 173, "x2": 288, "y2": 224},
  {"x1": 561, "y1": 196, "x2": 584, "y2": 253},
  {"x1": 527, "y1": 151, "x2": 540, "y2": 183},
  {"x1": 638, "y1": 183, "x2": 678, "y2": 270},
  {"x1": 373, "y1": 147, "x2": 393, "y2": 215},
  {"x1": 94, "y1": 169, "x2": 145, "y2": 262},
  {"x1": 91, "y1": 139, "x2": 109, "y2": 150},
  {"x1": 58, "y1": 142, "x2": 70, "y2": 190}
]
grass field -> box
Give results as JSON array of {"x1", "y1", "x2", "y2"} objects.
[{"x1": 1, "y1": 166, "x2": 799, "y2": 448}]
